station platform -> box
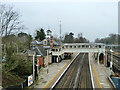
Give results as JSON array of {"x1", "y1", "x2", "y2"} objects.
[
  {"x1": 90, "y1": 54, "x2": 113, "y2": 88},
  {"x1": 34, "y1": 52, "x2": 113, "y2": 89},
  {"x1": 34, "y1": 53, "x2": 78, "y2": 88}
]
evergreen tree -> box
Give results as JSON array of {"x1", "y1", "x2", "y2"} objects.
[
  {"x1": 35, "y1": 28, "x2": 46, "y2": 41},
  {"x1": 64, "y1": 32, "x2": 74, "y2": 43}
]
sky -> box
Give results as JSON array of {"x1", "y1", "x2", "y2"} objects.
[{"x1": 2, "y1": 0, "x2": 118, "y2": 42}]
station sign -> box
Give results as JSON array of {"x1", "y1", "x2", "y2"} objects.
[
  {"x1": 28, "y1": 75, "x2": 33, "y2": 86},
  {"x1": 50, "y1": 36, "x2": 53, "y2": 48}
]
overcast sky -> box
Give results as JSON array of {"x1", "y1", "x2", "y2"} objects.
[{"x1": 3, "y1": 1, "x2": 118, "y2": 42}]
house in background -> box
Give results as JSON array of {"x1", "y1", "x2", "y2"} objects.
[
  {"x1": 31, "y1": 45, "x2": 52, "y2": 67},
  {"x1": 30, "y1": 29, "x2": 63, "y2": 64}
]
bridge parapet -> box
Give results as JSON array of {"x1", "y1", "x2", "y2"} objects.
[{"x1": 51, "y1": 43, "x2": 105, "y2": 55}]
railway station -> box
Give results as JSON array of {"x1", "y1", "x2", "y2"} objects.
[
  {"x1": 1, "y1": 1, "x2": 120, "y2": 89},
  {"x1": 34, "y1": 43, "x2": 120, "y2": 89}
]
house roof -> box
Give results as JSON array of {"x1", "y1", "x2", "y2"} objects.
[
  {"x1": 31, "y1": 40, "x2": 43, "y2": 45},
  {"x1": 32, "y1": 46, "x2": 47, "y2": 56},
  {"x1": 31, "y1": 37, "x2": 62, "y2": 47},
  {"x1": 47, "y1": 30, "x2": 52, "y2": 33},
  {"x1": 38, "y1": 46, "x2": 47, "y2": 56}
]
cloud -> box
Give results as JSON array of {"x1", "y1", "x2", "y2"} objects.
[{"x1": 1, "y1": 0, "x2": 118, "y2": 3}]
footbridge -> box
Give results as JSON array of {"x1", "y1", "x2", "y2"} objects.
[{"x1": 51, "y1": 43, "x2": 105, "y2": 63}]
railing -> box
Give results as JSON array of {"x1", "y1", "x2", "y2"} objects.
[{"x1": 52, "y1": 48, "x2": 105, "y2": 55}]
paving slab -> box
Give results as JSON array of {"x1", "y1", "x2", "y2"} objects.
[
  {"x1": 34, "y1": 53, "x2": 78, "y2": 88},
  {"x1": 90, "y1": 54, "x2": 113, "y2": 88}
]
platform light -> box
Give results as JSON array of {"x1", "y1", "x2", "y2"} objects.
[{"x1": 110, "y1": 49, "x2": 113, "y2": 53}]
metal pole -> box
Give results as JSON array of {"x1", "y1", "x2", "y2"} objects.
[
  {"x1": 33, "y1": 54, "x2": 35, "y2": 84},
  {"x1": 97, "y1": 46, "x2": 99, "y2": 64},
  {"x1": 47, "y1": 49, "x2": 49, "y2": 74},
  {"x1": 110, "y1": 46, "x2": 113, "y2": 75},
  {"x1": 59, "y1": 20, "x2": 61, "y2": 44},
  {"x1": 37, "y1": 55, "x2": 38, "y2": 75}
]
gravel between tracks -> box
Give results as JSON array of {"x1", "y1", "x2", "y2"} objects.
[{"x1": 54, "y1": 53, "x2": 92, "y2": 89}]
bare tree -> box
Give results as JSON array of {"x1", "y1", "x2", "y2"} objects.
[{"x1": 1, "y1": 4, "x2": 24, "y2": 36}]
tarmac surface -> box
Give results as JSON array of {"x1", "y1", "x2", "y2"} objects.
[{"x1": 34, "y1": 53, "x2": 78, "y2": 88}]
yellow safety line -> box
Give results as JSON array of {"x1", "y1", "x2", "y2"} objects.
[
  {"x1": 43, "y1": 58, "x2": 72, "y2": 88},
  {"x1": 92, "y1": 61, "x2": 102, "y2": 89}
]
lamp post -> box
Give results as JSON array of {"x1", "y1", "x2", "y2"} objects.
[
  {"x1": 97, "y1": 45, "x2": 100, "y2": 64},
  {"x1": 32, "y1": 52, "x2": 35, "y2": 85},
  {"x1": 110, "y1": 48, "x2": 113, "y2": 75},
  {"x1": 47, "y1": 49, "x2": 49, "y2": 74}
]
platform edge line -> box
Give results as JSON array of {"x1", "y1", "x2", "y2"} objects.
[{"x1": 50, "y1": 52, "x2": 80, "y2": 89}]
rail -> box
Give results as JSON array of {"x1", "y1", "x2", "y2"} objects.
[
  {"x1": 51, "y1": 53, "x2": 92, "y2": 89},
  {"x1": 89, "y1": 53, "x2": 95, "y2": 89},
  {"x1": 50, "y1": 53, "x2": 80, "y2": 89},
  {"x1": 107, "y1": 76, "x2": 116, "y2": 89}
]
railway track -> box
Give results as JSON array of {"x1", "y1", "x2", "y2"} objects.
[
  {"x1": 107, "y1": 52, "x2": 120, "y2": 73},
  {"x1": 54, "y1": 53, "x2": 92, "y2": 89}
]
